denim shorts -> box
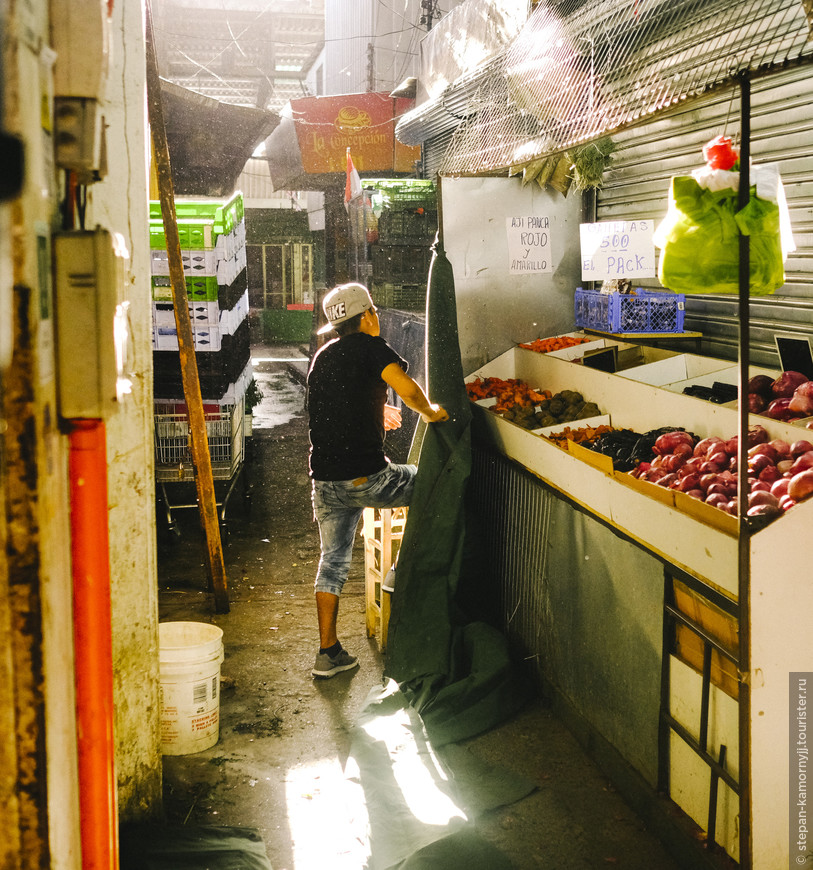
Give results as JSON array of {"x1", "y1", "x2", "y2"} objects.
[{"x1": 311, "y1": 462, "x2": 416, "y2": 596}]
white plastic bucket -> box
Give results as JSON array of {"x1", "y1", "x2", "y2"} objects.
[{"x1": 158, "y1": 621, "x2": 224, "y2": 756}]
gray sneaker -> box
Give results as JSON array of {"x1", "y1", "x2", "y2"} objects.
[{"x1": 312, "y1": 648, "x2": 359, "y2": 679}]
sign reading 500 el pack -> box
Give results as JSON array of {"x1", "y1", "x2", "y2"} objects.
[{"x1": 291, "y1": 93, "x2": 419, "y2": 175}]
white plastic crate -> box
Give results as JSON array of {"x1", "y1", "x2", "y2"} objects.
[
  {"x1": 150, "y1": 248, "x2": 219, "y2": 277},
  {"x1": 152, "y1": 300, "x2": 220, "y2": 328},
  {"x1": 216, "y1": 244, "x2": 247, "y2": 287},
  {"x1": 153, "y1": 324, "x2": 222, "y2": 352},
  {"x1": 219, "y1": 291, "x2": 249, "y2": 335}
]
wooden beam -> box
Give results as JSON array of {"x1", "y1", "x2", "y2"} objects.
[{"x1": 145, "y1": 0, "x2": 229, "y2": 613}]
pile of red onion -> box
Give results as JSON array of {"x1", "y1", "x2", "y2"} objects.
[
  {"x1": 749, "y1": 372, "x2": 813, "y2": 428},
  {"x1": 629, "y1": 424, "x2": 813, "y2": 520}
]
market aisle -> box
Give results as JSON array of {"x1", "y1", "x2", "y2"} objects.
[{"x1": 155, "y1": 346, "x2": 690, "y2": 870}]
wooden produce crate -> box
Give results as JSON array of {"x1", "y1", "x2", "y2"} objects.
[{"x1": 361, "y1": 507, "x2": 407, "y2": 650}]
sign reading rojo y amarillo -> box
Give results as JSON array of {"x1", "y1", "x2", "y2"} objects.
[{"x1": 290, "y1": 93, "x2": 420, "y2": 176}]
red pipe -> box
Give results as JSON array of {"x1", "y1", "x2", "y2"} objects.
[{"x1": 69, "y1": 420, "x2": 118, "y2": 870}]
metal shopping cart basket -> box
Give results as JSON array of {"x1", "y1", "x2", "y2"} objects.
[{"x1": 154, "y1": 399, "x2": 248, "y2": 539}]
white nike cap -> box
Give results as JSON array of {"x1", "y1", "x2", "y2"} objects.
[{"x1": 318, "y1": 283, "x2": 374, "y2": 334}]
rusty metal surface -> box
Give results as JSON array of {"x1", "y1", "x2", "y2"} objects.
[{"x1": 5, "y1": 284, "x2": 50, "y2": 870}]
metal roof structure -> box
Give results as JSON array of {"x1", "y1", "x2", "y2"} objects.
[
  {"x1": 150, "y1": 0, "x2": 325, "y2": 112},
  {"x1": 398, "y1": 0, "x2": 813, "y2": 177}
]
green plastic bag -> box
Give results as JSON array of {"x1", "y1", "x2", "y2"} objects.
[{"x1": 655, "y1": 175, "x2": 784, "y2": 295}]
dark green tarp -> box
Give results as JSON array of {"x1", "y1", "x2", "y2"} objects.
[
  {"x1": 119, "y1": 824, "x2": 273, "y2": 870},
  {"x1": 346, "y1": 234, "x2": 534, "y2": 869},
  {"x1": 384, "y1": 234, "x2": 530, "y2": 745}
]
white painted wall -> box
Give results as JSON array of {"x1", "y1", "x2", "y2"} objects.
[
  {"x1": 88, "y1": 0, "x2": 163, "y2": 818},
  {"x1": 439, "y1": 175, "x2": 583, "y2": 375}
]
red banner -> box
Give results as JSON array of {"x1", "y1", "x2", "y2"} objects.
[{"x1": 290, "y1": 93, "x2": 420, "y2": 176}]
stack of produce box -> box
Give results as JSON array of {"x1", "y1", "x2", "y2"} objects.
[
  {"x1": 366, "y1": 179, "x2": 437, "y2": 311},
  {"x1": 150, "y1": 192, "x2": 252, "y2": 410}
]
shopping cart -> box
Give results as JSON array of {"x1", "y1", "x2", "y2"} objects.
[{"x1": 154, "y1": 399, "x2": 248, "y2": 539}]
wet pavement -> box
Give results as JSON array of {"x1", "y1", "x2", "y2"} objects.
[{"x1": 155, "y1": 344, "x2": 720, "y2": 870}]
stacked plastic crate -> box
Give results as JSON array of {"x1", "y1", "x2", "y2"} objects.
[
  {"x1": 150, "y1": 192, "x2": 252, "y2": 410},
  {"x1": 367, "y1": 179, "x2": 437, "y2": 311}
]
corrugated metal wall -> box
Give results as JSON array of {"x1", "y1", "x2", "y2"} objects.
[
  {"x1": 597, "y1": 65, "x2": 813, "y2": 367},
  {"x1": 468, "y1": 441, "x2": 665, "y2": 785}
]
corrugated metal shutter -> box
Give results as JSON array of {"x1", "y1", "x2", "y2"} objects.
[
  {"x1": 423, "y1": 129, "x2": 455, "y2": 180},
  {"x1": 596, "y1": 64, "x2": 813, "y2": 367}
]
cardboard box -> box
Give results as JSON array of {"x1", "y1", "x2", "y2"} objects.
[{"x1": 672, "y1": 579, "x2": 739, "y2": 700}]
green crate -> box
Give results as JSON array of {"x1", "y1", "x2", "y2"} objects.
[
  {"x1": 149, "y1": 219, "x2": 217, "y2": 251},
  {"x1": 151, "y1": 274, "x2": 219, "y2": 302},
  {"x1": 149, "y1": 191, "x2": 244, "y2": 236}
]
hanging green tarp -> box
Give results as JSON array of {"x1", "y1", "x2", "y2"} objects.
[{"x1": 384, "y1": 233, "x2": 531, "y2": 744}]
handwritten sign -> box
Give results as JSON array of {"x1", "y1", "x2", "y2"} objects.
[
  {"x1": 579, "y1": 220, "x2": 656, "y2": 280},
  {"x1": 506, "y1": 216, "x2": 553, "y2": 274}
]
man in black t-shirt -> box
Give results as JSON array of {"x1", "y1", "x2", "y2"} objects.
[{"x1": 307, "y1": 283, "x2": 448, "y2": 678}]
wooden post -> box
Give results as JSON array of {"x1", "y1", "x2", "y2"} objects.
[{"x1": 144, "y1": 0, "x2": 229, "y2": 613}]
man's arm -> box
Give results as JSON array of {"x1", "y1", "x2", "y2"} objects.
[{"x1": 381, "y1": 363, "x2": 449, "y2": 423}]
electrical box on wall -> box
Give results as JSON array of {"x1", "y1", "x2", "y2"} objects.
[
  {"x1": 54, "y1": 228, "x2": 131, "y2": 420},
  {"x1": 51, "y1": 0, "x2": 111, "y2": 174}
]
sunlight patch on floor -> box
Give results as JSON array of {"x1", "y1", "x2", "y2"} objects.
[{"x1": 284, "y1": 757, "x2": 370, "y2": 870}]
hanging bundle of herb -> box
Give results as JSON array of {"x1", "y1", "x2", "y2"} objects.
[{"x1": 567, "y1": 137, "x2": 617, "y2": 190}]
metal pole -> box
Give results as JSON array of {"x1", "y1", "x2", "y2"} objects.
[
  {"x1": 145, "y1": 0, "x2": 229, "y2": 613},
  {"x1": 70, "y1": 420, "x2": 118, "y2": 870},
  {"x1": 736, "y1": 70, "x2": 752, "y2": 870}
]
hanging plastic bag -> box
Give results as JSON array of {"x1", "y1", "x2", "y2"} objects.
[{"x1": 653, "y1": 137, "x2": 793, "y2": 296}]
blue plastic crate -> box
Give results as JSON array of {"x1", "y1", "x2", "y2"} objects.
[{"x1": 574, "y1": 288, "x2": 685, "y2": 334}]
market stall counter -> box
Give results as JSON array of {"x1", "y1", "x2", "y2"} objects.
[{"x1": 465, "y1": 332, "x2": 813, "y2": 865}]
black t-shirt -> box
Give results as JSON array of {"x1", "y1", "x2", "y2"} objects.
[{"x1": 307, "y1": 332, "x2": 408, "y2": 481}]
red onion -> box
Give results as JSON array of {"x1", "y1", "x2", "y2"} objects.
[
  {"x1": 790, "y1": 440, "x2": 813, "y2": 457},
  {"x1": 748, "y1": 490, "x2": 779, "y2": 509},
  {"x1": 749, "y1": 374, "x2": 775, "y2": 397},
  {"x1": 790, "y1": 451, "x2": 813, "y2": 475},
  {"x1": 748, "y1": 453, "x2": 773, "y2": 474},
  {"x1": 779, "y1": 494, "x2": 797, "y2": 511},
  {"x1": 789, "y1": 381, "x2": 813, "y2": 416},
  {"x1": 758, "y1": 465, "x2": 781, "y2": 484},
  {"x1": 748, "y1": 393, "x2": 767, "y2": 413},
  {"x1": 749, "y1": 443, "x2": 778, "y2": 461},
  {"x1": 765, "y1": 398, "x2": 794, "y2": 420},
  {"x1": 771, "y1": 478, "x2": 790, "y2": 498},
  {"x1": 675, "y1": 473, "x2": 701, "y2": 492},
  {"x1": 748, "y1": 425, "x2": 769, "y2": 446},
  {"x1": 656, "y1": 473, "x2": 677, "y2": 488},
  {"x1": 705, "y1": 493, "x2": 728, "y2": 508},
  {"x1": 653, "y1": 430, "x2": 695, "y2": 456},
  {"x1": 788, "y1": 468, "x2": 813, "y2": 501},
  {"x1": 694, "y1": 436, "x2": 724, "y2": 457},
  {"x1": 748, "y1": 503, "x2": 782, "y2": 519},
  {"x1": 772, "y1": 370, "x2": 809, "y2": 398}
]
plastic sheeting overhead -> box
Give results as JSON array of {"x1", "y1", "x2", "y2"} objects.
[
  {"x1": 159, "y1": 79, "x2": 278, "y2": 197},
  {"x1": 398, "y1": 0, "x2": 813, "y2": 176}
]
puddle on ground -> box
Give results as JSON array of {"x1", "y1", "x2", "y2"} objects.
[{"x1": 251, "y1": 371, "x2": 305, "y2": 430}]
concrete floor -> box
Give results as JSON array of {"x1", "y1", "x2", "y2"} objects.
[{"x1": 155, "y1": 345, "x2": 720, "y2": 870}]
